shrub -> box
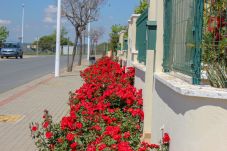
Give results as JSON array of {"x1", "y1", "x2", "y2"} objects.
[{"x1": 30, "y1": 57, "x2": 170, "y2": 151}]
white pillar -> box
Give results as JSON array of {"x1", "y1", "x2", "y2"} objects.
[
  {"x1": 21, "y1": 4, "x2": 25, "y2": 44},
  {"x1": 55, "y1": 0, "x2": 61, "y2": 77}
]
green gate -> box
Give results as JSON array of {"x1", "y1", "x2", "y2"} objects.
[
  {"x1": 163, "y1": 0, "x2": 204, "y2": 84},
  {"x1": 136, "y1": 8, "x2": 148, "y2": 64},
  {"x1": 123, "y1": 38, "x2": 128, "y2": 51}
]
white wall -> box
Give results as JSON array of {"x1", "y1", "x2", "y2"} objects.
[
  {"x1": 134, "y1": 68, "x2": 146, "y2": 95},
  {"x1": 152, "y1": 77, "x2": 227, "y2": 151},
  {"x1": 62, "y1": 45, "x2": 73, "y2": 55}
]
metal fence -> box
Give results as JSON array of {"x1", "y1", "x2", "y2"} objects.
[
  {"x1": 163, "y1": 0, "x2": 203, "y2": 84},
  {"x1": 136, "y1": 8, "x2": 148, "y2": 64},
  {"x1": 163, "y1": 0, "x2": 227, "y2": 87},
  {"x1": 123, "y1": 38, "x2": 128, "y2": 51}
]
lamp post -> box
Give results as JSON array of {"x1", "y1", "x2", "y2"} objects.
[
  {"x1": 87, "y1": 2, "x2": 91, "y2": 61},
  {"x1": 87, "y1": 21, "x2": 91, "y2": 60},
  {"x1": 21, "y1": 4, "x2": 25, "y2": 44},
  {"x1": 55, "y1": 0, "x2": 61, "y2": 77}
]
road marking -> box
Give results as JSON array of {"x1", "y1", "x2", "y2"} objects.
[
  {"x1": 0, "y1": 114, "x2": 24, "y2": 123},
  {"x1": 0, "y1": 75, "x2": 53, "y2": 107}
]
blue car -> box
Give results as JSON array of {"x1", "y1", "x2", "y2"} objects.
[{"x1": 0, "y1": 42, "x2": 23, "y2": 59}]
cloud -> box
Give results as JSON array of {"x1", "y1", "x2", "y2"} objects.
[
  {"x1": 0, "y1": 19, "x2": 11, "y2": 26},
  {"x1": 43, "y1": 5, "x2": 57, "y2": 24}
]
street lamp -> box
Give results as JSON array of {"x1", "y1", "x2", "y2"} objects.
[
  {"x1": 87, "y1": 21, "x2": 91, "y2": 60},
  {"x1": 21, "y1": 4, "x2": 25, "y2": 44},
  {"x1": 55, "y1": 0, "x2": 62, "y2": 77},
  {"x1": 87, "y1": 1, "x2": 91, "y2": 61}
]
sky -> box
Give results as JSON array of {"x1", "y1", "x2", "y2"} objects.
[{"x1": 0, "y1": 0, "x2": 140, "y2": 43}]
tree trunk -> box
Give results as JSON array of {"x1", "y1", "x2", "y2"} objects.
[
  {"x1": 78, "y1": 35, "x2": 83, "y2": 66},
  {"x1": 83, "y1": 33, "x2": 86, "y2": 55},
  {"x1": 91, "y1": 40, "x2": 95, "y2": 55},
  {"x1": 68, "y1": 32, "x2": 79, "y2": 72}
]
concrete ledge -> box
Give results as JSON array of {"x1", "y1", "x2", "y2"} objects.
[
  {"x1": 132, "y1": 62, "x2": 146, "y2": 72},
  {"x1": 154, "y1": 73, "x2": 227, "y2": 100},
  {"x1": 131, "y1": 50, "x2": 138, "y2": 54}
]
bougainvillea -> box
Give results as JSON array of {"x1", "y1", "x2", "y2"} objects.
[{"x1": 30, "y1": 57, "x2": 170, "y2": 151}]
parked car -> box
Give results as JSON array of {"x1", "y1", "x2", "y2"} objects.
[{"x1": 0, "y1": 42, "x2": 23, "y2": 59}]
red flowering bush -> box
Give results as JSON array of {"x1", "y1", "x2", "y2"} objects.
[{"x1": 30, "y1": 57, "x2": 170, "y2": 151}]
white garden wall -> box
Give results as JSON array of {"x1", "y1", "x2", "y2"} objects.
[{"x1": 152, "y1": 73, "x2": 227, "y2": 151}]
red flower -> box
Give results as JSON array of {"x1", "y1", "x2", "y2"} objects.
[
  {"x1": 118, "y1": 142, "x2": 133, "y2": 151},
  {"x1": 98, "y1": 143, "x2": 107, "y2": 151},
  {"x1": 87, "y1": 145, "x2": 96, "y2": 151},
  {"x1": 162, "y1": 133, "x2": 170, "y2": 144},
  {"x1": 113, "y1": 134, "x2": 121, "y2": 141},
  {"x1": 57, "y1": 138, "x2": 63, "y2": 143},
  {"x1": 91, "y1": 125, "x2": 102, "y2": 131},
  {"x1": 149, "y1": 144, "x2": 160, "y2": 148},
  {"x1": 123, "y1": 131, "x2": 131, "y2": 139},
  {"x1": 66, "y1": 133, "x2": 75, "y2": 141},
  {"x1": 111, "y1": 144, "x2": 117, "y2": 149},
  {"x1": 31, "y1": 126, "x2": 37, "y2": 132},
  {"x1": 43, "y1": 121, "x2": 49, "y2": 128},
  {"x1": 70, "y1": 142, "x2": 78, "y2": 149},
  {"x1": 45, "y1": 131, "x2": 53, "y2": 139},
  {"x1": 76, "y1": 122, "x2": 83, "y2": 129},
  {"x1": 49, "y1": 144, "x2": 55, "y2": 150}
]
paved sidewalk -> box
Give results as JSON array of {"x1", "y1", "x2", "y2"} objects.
[{"x1": 0, "y1": 62, "x2": 88, "y2": 151}]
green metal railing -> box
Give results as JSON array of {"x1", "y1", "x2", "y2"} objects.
[
  {"x1": 123, "y1": 38, "x2": 128, "y2": 51},
  {"x1": 163, "y1": 0, "x2": 204, "y2": 84},
  {"x1": 117, "y1": 43, "x2": 121, "y2": 50},
  {"x1": 136, "y1": 8, "x2": 148, "y2": 64},
  {"x1": 147, "y1": 21, "x2": 157, "y2": 50}
]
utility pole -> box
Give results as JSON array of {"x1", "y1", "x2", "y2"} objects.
[
  {"x1": 21, "y1": 4, "x2": 25, "y2": 44},
  {"x1": 55, "y1": 0, "x2": 61, "y2": 77}
]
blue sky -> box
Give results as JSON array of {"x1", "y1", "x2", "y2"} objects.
[{"x1": 0, "y1": 0, "x2": 139, "y2": 43}]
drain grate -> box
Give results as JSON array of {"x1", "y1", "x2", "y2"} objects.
[{"x1": 0, "y1": 115, "x2": 23, "y2": 123}]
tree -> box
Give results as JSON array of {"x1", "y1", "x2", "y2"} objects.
[
  {"x1": 109, "y1": 24, "x2": 127, "y2": 56},
  {"x1": 134, "y1": 0, "x2": 148, "y2": 14},
  {"x1": 0, "y1": 26, "x2": 9, "y2": 46},
  {"x1": 62, "y1": 0, "x2": 105, "y2": 71},
  {"x1": 36, "y1": 34, "x2": 55, "y2": 52},
  {"x1": 32, "y1": 28, "x2": 73, "y2": 52},
  {"x1": 88, "y1": 27, "x2": 104, "y2": 55}
]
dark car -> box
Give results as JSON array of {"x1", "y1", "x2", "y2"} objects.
[{"x1": 0, "y1": 42, "x2": 23, "y2": 59}]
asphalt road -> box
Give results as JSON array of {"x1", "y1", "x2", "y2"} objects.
[{"x1": 0, "y1": 55, "x2": 78, "y2": 94}]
